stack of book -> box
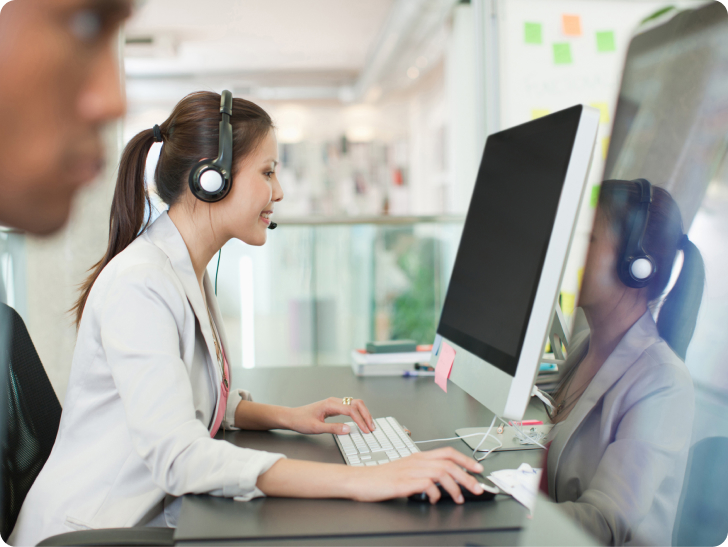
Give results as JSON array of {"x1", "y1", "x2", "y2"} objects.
[{"x1": 350, "y1": 340, "x2": 433, "y2": 377}]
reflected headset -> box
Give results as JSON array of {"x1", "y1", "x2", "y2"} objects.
[
  {"x1": 187, "y1": 90, "x2": 277, "y2": 229},
  {"x1": 617, "y1": 178, "x2": 656, "y2": 289}
]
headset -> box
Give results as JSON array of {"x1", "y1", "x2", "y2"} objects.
[
  {"x1": 188, "y1": 90, "x2": 234, "y2": 203},
  {"x1": 187, "y1": 90, "x2": 277, "y2": 230},
  {"x1": 617, "y1": 178, "x2": 656, "y2": 289}
]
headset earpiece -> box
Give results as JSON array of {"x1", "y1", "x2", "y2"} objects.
[
  {"x1": 188, "y1": 90, "x2": 234, "y2": 203},
  {"x1": 617, "y1": 178, "x2": 657, "y2": 289}
]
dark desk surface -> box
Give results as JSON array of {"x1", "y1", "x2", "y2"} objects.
[{"x1": 175, "y1": 367, "x2": 548, "y2": 545}]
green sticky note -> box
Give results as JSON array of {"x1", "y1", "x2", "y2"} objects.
[
  {"x1": 524, "y1": 22, "x2": 542, "y2": 44},
  {"x1": 596, "y1": 31, "x2": 616, "y2": 52},
  {"x1": 590, "y1": 185, "x2": 601, "y2": 208},
  {"x1": 553, "y1": 43, "x2": 572, "y2": 65}
]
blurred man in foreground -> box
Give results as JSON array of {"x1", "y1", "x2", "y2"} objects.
[{"x1": 0, "y1": 0, "x2": 131, "y2": 234}]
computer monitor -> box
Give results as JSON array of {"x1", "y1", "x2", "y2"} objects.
[{"x1": 431, "y1": 105, "x2": 599, "y2": 421}]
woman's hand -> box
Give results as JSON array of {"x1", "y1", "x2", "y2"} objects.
[
  {"x1": 349, "y1": 447, "x2": 485, "y2": 504},
  {"x1": 285, "y1": 397, "x2": 376, "y2": 435}
]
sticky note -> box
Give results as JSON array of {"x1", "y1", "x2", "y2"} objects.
[
  {"x1": 524, "y1": 22, "x2": 542, "y2": 44},
  {"x1": 602, "y1": 136, "x2": 610, "y2": 160},
  {"x1": 578, "y1": 267, "x2": 584, "y2": 290},
  {"x1": 596, "y1": 31, "x2": 616, "y2": 52},
  {"x1": 531, "y1": 109, "x2": 550, "y2": 120},
  {"x1": 562, "y1": 14, "x2": 582, "y2": 36},
  {"x1": 590, "y1": 185, "x2": 601, "y2": 208},
  {"x1": 560, "y1": 292, "x2": 576, "y2": 316},
  {"x1": 590, "y1": 102, "x2": 610, "y2": 124},
  {"x1": 553, "y1": 43, "x2": 572, "y2": 65},
  {"x1": 435, "y1": 341, "x2": 456, "y2": 392}
]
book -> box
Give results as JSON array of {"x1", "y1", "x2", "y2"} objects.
[{"x1": 350, "y1": 350, "x2": 433, "y2": 376}]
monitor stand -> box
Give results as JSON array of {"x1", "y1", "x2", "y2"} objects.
[{"x1": 456, "y1": 423, "x2": 552, "y2": 452}]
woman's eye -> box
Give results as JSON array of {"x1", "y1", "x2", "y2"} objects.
[
  {"x1": 264, "y1": 171, "x2": 274, "y2": 178},
  {"x1": 69, "y1": 10, "x2": 102, "y2": 42}
]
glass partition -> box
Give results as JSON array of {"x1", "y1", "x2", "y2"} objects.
[{"x1": 208, "y1": 217, "x2": 464, "y2": 368}]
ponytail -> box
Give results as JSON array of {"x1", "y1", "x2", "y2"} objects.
[
  {"x1": 657, "y1": 235, "x2": 706, "y2": 360},
  {"x1": 71, "y1": 129, "x2": 155, "y2": 327}
]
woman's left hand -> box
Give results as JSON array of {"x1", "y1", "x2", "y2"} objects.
[{"x1": 286, "y1": 397, "x2": 376, "y2": 435}]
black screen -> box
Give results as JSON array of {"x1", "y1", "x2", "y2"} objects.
[{"x1": 437, "y1": 106, "x2": 582, "y2": 377}]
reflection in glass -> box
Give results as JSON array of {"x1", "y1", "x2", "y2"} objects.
[{"x1": 544, "y1": 180, "x2": 705, "y2": 546}]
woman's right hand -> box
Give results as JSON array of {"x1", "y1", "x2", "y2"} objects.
[{"x1": 348, "y1": 447, "x2": 485, "y2": 504}]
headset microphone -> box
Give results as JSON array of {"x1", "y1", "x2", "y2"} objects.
[{"x1": 268, "y1": 222, "x2": 277, "y2": 230}]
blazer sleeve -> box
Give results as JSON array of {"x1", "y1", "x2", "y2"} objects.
[
  {"x1": 98, "y1": 263, "x2": 285, "y2": 501},
  {"x1": 558, "y1": 356, "x2": 694, "y2": 545}
]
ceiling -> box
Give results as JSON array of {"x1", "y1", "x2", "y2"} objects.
[
  {"x1": 123, "y1": 0, "x2": 457, "y2": 105},
  {"x1": 125, "y1": 0, "x2": 394, "y2": 78}
]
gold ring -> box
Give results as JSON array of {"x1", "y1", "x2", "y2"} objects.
[{"x1": 342, "y1": 397, "x2": 353, "y2": 405}]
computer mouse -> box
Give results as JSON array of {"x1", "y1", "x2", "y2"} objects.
[{"x1": 407, "y1": 482, "x2": 499, "y2": 503}]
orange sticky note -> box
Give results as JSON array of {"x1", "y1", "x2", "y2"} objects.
[
  {"x1": 435, "y1": 341, "x2": 456, "y2": 392},
  {"x1": 562, "y1": 14, "x2": 582, "y2": 36}
]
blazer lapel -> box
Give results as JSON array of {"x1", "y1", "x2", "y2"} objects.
[
  {"x1": 547, "y1": 311, "x2": 661, "y2": 499},
  {"x1": 145, "y1": 212, "x2": 221, "y2": 407}
]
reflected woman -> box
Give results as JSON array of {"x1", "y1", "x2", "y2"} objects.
[{"x1": 545, "y1": 179, "x2": 705, "y2": 546}]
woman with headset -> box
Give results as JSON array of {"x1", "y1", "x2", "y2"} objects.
[
  {"x1": 9, "y1": 92, "x2": 485, "y2": 546},
  {"x1": 542, "y1": 179, "x2": 705, "y2": 546}
]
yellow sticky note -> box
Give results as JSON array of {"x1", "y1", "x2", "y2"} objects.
[
  {"x1": 562, "y1": 14, "x2": 582, "y2": 36},
  {"x1": 560, "y1": 291, "x2": 576, "y2": 316},
  {"x1": 591, "y1": 102, "x2": 610, "y2": 124},
  {"x1": 531, "y1": 109, "x2": 550, "y2": 120},
  {"x1": 602, "y1": 136, "x2": 610, "y2": 160},
  {"x1": 578, "y1": 268, "x2": 584, "y2": 291}
]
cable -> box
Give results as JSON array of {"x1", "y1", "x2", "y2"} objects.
[
  {"x1": 214, "y1": 249, "x2": 222, "y2": 296},
  {"x1": 414, "y1": 415, "x2": 503, "y2": 462}
]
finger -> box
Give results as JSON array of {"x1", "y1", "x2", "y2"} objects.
[
  {"x1": 343, "y1": 406, "x2": 370, "y2": 434},
  {"x1": 422, "y1": 447, "x2": 484, "y2": 474},
  {"x1": 353, "y1": 399, "x2": 376, "y2": 431},
  {"x1": 321, "y1": 421, "x2": 351, "y2": 435},
  {"x1": 438, "y1": 473, "x2": 464, "y2": 504},
  {"x1": 425, "y1": 482, "x2": 441, "y2": 505},
  {"x1": 444, "y1": 462, "x2": 484, "y2": 496}
]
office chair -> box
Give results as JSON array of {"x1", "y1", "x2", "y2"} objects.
[
  {"x1": 0, "y1": 304, "x2": 174, "y2": 546},
  {"x1": 673, "y1": 436, "x2": 728, "y2": 546}
]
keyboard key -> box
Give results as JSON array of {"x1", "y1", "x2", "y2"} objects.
[
  {"x1": 360, "y1": 455, "x2": 371, "y2": 460},
  {"x1": 365, "y1": 461, "x2": 378, "y2": 466},
  {"x1": 398, "y1": 448, "x2": 411, "y2": 457}
]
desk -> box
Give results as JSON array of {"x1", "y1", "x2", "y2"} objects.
[{"x1": 174, "y1": 367, "x2": 548, "y2": 545}]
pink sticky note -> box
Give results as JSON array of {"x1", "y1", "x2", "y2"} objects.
[{"x1": 434, "y1": 342, "x2": 456, "y2": 392}]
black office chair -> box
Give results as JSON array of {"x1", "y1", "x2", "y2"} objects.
[
  {"x1": 0, "y1": 304, "x2": 174, "y2": 546},
  {"x1": 673, "y1": 436, "x2": 728, "y2": 546}
]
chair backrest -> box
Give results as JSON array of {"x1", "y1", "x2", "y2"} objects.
[
  {"x1": 673, "y1": 436, "x2": 728, "y2": 546},
  {"x1": 0, "y1": 304, "x2": 62, "y2": 541}
]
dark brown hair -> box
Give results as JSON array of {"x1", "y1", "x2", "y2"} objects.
[{"x1": 72, "y1": 91, "x2": 273, "y2": 327}]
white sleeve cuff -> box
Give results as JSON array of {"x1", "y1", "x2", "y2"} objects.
[
  {"x1": 231, "y1": 451, "x2": 286, "y2": 502},
  {"x1": 223, "y1": 389, "x2": 254, "y2": 430}
]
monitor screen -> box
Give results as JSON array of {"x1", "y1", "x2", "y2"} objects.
[{"x1": 437, "y1": 106, "x2": 582, "y2": 377}]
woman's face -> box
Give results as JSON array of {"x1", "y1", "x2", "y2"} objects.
[
  {"x1": 216, "y1": 128, "x2": 283, "y2": 246},
  {"x1": 578, "y1": 209, "x2": 622, "y2": 310}
]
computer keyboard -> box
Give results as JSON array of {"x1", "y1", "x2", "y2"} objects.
[{"x1": 335, "y1": 416, "x2": 420, "y2": 466}]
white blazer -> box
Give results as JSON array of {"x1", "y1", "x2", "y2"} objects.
[
  {"x1": 10, "y1": 212, "x2": 284, "y2": 546},
  {"x1": 547, "y1": 311, "x2": 694, "y2": 546}
]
